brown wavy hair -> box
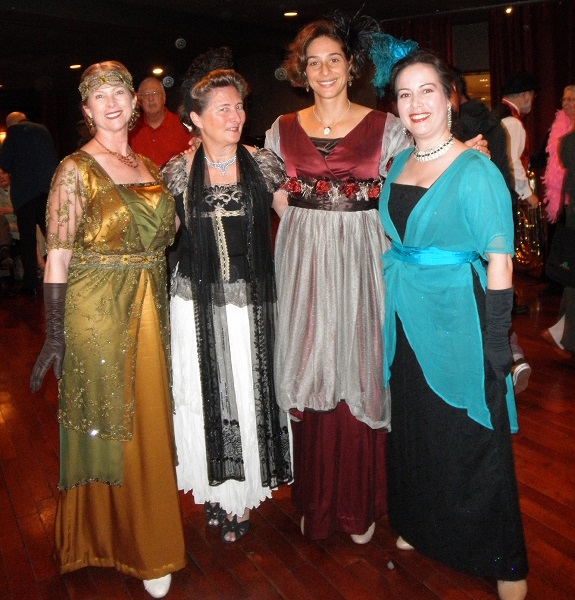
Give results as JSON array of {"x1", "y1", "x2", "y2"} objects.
[
  {"x1": 282, "y1": 12, "x2": 380, "y2": 89},
  {"x1": 285, "y1": 20, "x2": 349, "y2": 88}
]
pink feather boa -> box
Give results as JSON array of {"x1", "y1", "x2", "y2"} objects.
[{"x1": 543, "y1": 109, "x2": 575, "y2": 222}]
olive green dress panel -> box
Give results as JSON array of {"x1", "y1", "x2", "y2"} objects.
[
  {"x1": 48, "y1": 152, "x2": 175, "y2": 487},
  {"x1": 55, "y1": 285, "x2": 186, "y2": 577}
]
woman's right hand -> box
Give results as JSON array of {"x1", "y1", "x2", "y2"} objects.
[
  {"x1": 30, "y1": 250, "x2": 72, "y2": 391},
  {"x1": 184, "y1": 135, "x2": 202, "y2": 159},
  {"x1": 30, "y1": 282, "x2": 67, "y2": 392}
]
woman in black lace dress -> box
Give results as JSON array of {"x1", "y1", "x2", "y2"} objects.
[{"x1": 162, "y1": 56, "x2": 292, "y2": 543}]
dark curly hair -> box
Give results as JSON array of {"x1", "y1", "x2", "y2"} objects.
[{"x1": 282, "y1": 11, "x2": 380, "y2": 89}]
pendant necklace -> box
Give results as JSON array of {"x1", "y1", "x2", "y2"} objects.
[
  {"x1": 313, "y1": 100, "x2": 351, "y2": 136},
  {"x1": 94, "y1": 137, "x2": 139, "y2": 168},
  {"x1": 413, "y1": 134, "x2": 455, "y2": 162},
  {"x1": 204, "y1": 154, "x2": 237, "y2": 176}
]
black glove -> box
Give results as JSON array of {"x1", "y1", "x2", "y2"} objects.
[
  {"x1": 484, "y1": 287, "x2": 513, "y2": 380},
  {"x1": 30, "y1": 282, "x2": 67, "y2": 392}
]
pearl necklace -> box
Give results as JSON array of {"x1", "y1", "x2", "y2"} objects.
[
  {"x1": 313, "y1": 101, "x2": 351, "y2": 136},
  {"x1": 94, "y1": 137, "x2": 139, "y2": 169},
  {"x1": 413, "y1": 134, "x2": 455, "y2": 162},
  {"x1": 204, "y1": 154, "x2": 237, "y2": 176}
]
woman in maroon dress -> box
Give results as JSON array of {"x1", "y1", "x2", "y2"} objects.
[{"x1": 265, "y1": 13, "x2": 410, "y2": 542}]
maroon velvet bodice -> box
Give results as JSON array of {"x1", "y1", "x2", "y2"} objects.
[{"x1": 279, "y1": 110, "x2": 387, "y2": 180}]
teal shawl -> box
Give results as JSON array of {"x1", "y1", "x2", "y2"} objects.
[{"x1": 380, "y1": 149, "x2": 518, "y2": 432}]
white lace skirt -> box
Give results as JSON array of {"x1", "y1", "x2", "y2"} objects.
[{"x1": 170, "y1": 294, "x2": 274, "y2": 516}]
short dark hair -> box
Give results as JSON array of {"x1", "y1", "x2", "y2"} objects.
[{"x1": 390, "y1": 50, "x2": 454, "y2": 100}]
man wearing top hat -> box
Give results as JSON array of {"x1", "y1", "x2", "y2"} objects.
[
  {"x1": 492, "y1": 71, "x2": 539, "y2": 385},
  {"x1": 493, "y1": 71, "x2": 540, "y2": 211}
]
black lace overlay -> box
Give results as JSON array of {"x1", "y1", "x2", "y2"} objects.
[{"x1": 167, "y1": 145, "x2": 292, "y2": 487}]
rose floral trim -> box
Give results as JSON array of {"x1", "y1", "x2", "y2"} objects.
[{"x1": 283, "y1": 176, "x2": 382, "y2": 202}]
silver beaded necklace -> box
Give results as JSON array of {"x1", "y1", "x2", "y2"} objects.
[
  {"x1": 413, "y1": 134, "x2": 455, "y2": 162},
  {"x1": 204, "y1": 154, "x2": 237, "y2": 175}
]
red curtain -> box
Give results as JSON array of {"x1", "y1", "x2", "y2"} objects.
[
  {"x1": 380, "y1": 2, "x2": 574, "y2": 160},
  {"x1": 489, "y1": 1, "x2": 575, "y2": 158},
  {"x1": 384, "y1": 15, "x2": 454, "y2": 63},
  {"x1": 378, "y1": 16, "x2": 453, "y2": 112}
]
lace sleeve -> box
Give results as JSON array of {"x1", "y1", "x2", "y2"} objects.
[
  {"x1": 264, "y1": 118, "x2": 282, "y2": 158},
  {"x1": 45, "y1": 157, "x2": 86, "y2": 251},
  {"x1": 160, "y1": 152, "x2": 189, "y2": 196},
  {"x1": 253, "y1": 147, "x2": 288, "y2": 193},
  {"x1": 380, "y1": 113, "x2": 412, "y2": 176}
]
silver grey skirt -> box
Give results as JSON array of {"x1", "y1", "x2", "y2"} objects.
[{"x1": 274, "y1": 206, "x2": 391, "y2": 430}]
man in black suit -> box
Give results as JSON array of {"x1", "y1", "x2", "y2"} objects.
[{"x1": 0, "y1": 112, "x2": 58, "y2": 294}]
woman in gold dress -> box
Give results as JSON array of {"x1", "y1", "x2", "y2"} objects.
[{"x1": 30, "y1": 61, "x2": 185, "y2": 599}]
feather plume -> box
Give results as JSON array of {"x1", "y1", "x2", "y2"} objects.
[
  {"x1": 370, "y1": 33, "x2": 418, "y2": 96},
  {"x1": 543, "y1": 109, "x2": 574, "y2": 222},
  {"x1": 331, "y1": 9, "x2": 381, "y2": 71},
  {"x1": 181, "y1": 47, "x2": 234, "y2": 92}
]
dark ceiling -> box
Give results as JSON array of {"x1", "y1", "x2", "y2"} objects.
[{"x1": 0, "y1": 0, "x2": 536, "y2": 93}]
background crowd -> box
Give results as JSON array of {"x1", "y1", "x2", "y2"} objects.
[{"x1": 1, "y1": 8, "x2": 574, "y2": 600}]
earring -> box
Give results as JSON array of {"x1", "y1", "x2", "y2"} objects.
[
  {"x1": 86, "y1": 117, "x2": 96, "y2": 136},
  {"x1": 305, "y1": 83, "x2": 309, "y2": 93},
  {"x1": 447, "y1": 105, "x2": 452, "y2": 131},
  {"x1": 128, "y1": 106, "x2": 141, "y2": 131},
  {"x1": 348, "y1": 75, "x2": 353, "y2": 87},
  {"x1": 402, "y1": 127, "x2": 411, "y2": 137}
]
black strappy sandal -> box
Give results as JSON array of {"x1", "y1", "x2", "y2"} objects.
[
  {"x1": 204, "y1": 502, "x2": 226, "y2": 528},
  {"x1": 221, "y1": 514, "x2": 250, "y2": 543}
]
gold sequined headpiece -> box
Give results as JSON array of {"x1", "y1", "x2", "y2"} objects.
[{"x1": 79, "y1": 70, "x2": 134, "y2": 101}]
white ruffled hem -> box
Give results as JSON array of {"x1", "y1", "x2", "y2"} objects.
[{"x1": 171, "y1": 294, "x2": 274, "y2": 516}]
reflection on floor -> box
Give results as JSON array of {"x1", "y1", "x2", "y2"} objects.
[{"x1": 0, "y1": 271, "x2": 573, "y2": 599}]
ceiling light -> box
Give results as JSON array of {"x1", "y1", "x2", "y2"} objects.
[
  {"x1": 284, "y1": 11, "x2": 298, "y2": 17},
  {"x1": 152, "y1": 67, "x2": 164, "y2": 75},
  {"x1": 69, "y1": 64, "x2": 82, "y2": 70},
  {"x1": 505, "y1": 7, "x2": 513, "y2": 14}
]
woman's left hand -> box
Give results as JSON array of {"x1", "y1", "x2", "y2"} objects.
[{"x1": 272, "y1": 189, "x2": 288, "y2": 218}]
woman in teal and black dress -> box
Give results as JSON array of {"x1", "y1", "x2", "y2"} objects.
[{"x1": 379, "y1": 50, "x2": 528, "y2": 600}]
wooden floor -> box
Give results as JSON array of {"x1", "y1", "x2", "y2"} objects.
[{"x1": 0, "y1": 270, "x2": 574, "y2": 600}]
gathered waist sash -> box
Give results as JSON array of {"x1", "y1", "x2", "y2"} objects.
[
  {"x1": 390, "y1": 242, "x2": 479, "y2": 266},
  {"x1": 284, "y1": 176, "x2": 382, "y2": 212},
  {"x1": 289, "y1": 197, "x2": 378, "y2": 212},
  {"x1": 71, "y1": 250, "x2": 165, "y2": 269}
]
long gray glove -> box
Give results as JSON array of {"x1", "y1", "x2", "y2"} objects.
[
  {"x1": 484, "y1": 287, "x2": 513, "y2": 380},
  {"x1": 30, "y1": 282, "x2": 67, "y2": 392}
]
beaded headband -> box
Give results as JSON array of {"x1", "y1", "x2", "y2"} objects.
[{"x1": 79, "y1": 70, "x2": 134, "y2": 101}]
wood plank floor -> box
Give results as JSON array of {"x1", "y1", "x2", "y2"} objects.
[{"x1": 0, "y1": 270, "x2": 574, "y2": 600}]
